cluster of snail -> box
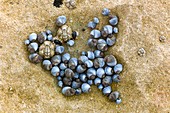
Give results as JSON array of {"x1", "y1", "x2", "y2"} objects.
[{"x1": 25, "y1": 8, "x2": 123, "y2": 104}]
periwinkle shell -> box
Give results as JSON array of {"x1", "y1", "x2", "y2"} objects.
[
  {"x1": 75, "y1": 88, "x2": 82, "y2": 95},
  {"x1": 67, "y1": 40, "x2": 75, "y2": 46},
  {"x1": 62, "y1": 86, "x2": 76, "y2": 96},
  {"x1": 97, "y1": 39, "x2": 108, "y2": 52},
  {"x1": 59, "y1": 63, "x2": 67, "y2": 70},
  {"x1": 93, "y1": 17, "x2": 99, "y2": 24},
  {"x1": 28, "y1": 42, "x2": 38, "y2": 53},
  {"x1": 24, "y1": 40, "x2": 30, "y2": 45},
  {"x1": 87, "y1": 21, "x2": 96, "y2": 29},
  {"x1": 51, "y1": 66, "x2": 60, "y2": 76},
  {"x1": 37, "y1": 32, "x2": 47, "y2": 43},
  {"x1": 104, "y1": 55, "x2": 117, "y2": 67},
  {"x1": 102, "y1": 8, "x2": 110, "y2": 16},
  {"x1": 65, "y1": 68, "x2": 74, "y2": 78},
  {"x1": 62, "y1": 53, "x2": 71, "y2": 63},
  {"x1": 84, "y1": 60, "x2": 93, "y2": 68},
  {"x1": 105, "y1": 66, "x2": 113, "y2": 75},
  {"x1": 94, "y1": 58, "x2": 105, "y2": 68},
  {"x1": 114, "y1": 64, "x2": 123, "y2": 73},
  {"x1": 94, "y1": 78, "x2": 101, "y2": 86},
  {"x1": 94, "y1": 50, "x2": 104, "y2": 58},
  {"x1": 72, "y1": 81, "x2": 81, "y2": 89},
  {"x1": 58, "y1": 81, "x2": 63, "y2": 88},
  {"x1": 109, "y1": 16, "x2": 118, "y2": 26},
  {"x1": 109, "y1": 91, "x2": 120, "y2": 102},
  {"x1": 87, "y1": 51, "x2": 95, "y2": 60},
  {"x1": 47, "y1": 34, "x2": 53, "y2": 41},
  {"x1": 102, "y1": 76, "x2": 112, "y2": 87},
  {"x1": 87, "y1": 38, "x2": 97, "y2": 48},
  {"x1": 102, "y1": 86, "x2": 112, "y2": 96},
  {"x1": 79, "y1": 73, "x2": 87, "y2": 82},
  {"x1": 51, "y1": 55, "x2": 61, "y2": 66},
  {"x1": 90, "y1": 30, "x2": 101, "y2": 38},
  {"x1": 29, "y1": 33, "x2": 37, "y2": 42},
  {"x1": 87, "y1": 80, "x2": 93, "y2": 85},
  {"x1": 98, "y1": 84, "x2": 104, "y2": 90},
  {"x1": 42, "y1": 60, "x2": 52, "y2": 70},
  {"x1": 79, "y1": 56, "x2": 88, "y2": 64},
  {"x1": 81, "y1": 83, "x2": 91, "y2": 93},
  {"x1": 106, "y1": 36, "x2": 116, "y2": 46},
  {"x1": 63, "y1": 77, "x2": 72, "y2": 86},
  {"x1": 68, "y1": 58, "x2": 78, "y2": 70},
  {"x1": 56, "y1": 46, "x2": 65, "y2": 54},
  {"x1": 96, "y1": 68, "x2": 105, "y2": 78},
  {"x1": 56, "y1": 16, "x2": 67, "y2": 26},
  {"x1": 87, "y1": 68, "x2": 96, "y2": 79},
  {"x1": 113, "y1": 27, "x2": 118, "y2": 34},
  {"x1": 112, "y1": 74, "x2": 120, "y2": 83},
  {"x1": 29, "y1": 53, "x2": 43, "y2": 64},
  {"x1": 76, "y1": 65, "x2": 87, "y2": 73}
]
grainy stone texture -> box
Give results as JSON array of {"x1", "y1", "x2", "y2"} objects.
[{"x1": 0, "y1": 0, "x2": 170, "y2": 113}]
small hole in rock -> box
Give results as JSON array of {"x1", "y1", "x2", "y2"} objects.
[{"x1": 53, "y1": 0, "x2": 63, "y2": 8}]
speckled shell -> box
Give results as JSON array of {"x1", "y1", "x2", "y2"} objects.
[
  {"x1": 56, "y1": 25, "x2": 72, "y2": 42},
  {"x1": 39, "y1": 41, "x2": 55, "y2": 59}
]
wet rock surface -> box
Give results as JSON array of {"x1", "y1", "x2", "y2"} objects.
[{"x1": 0, "y1": 0, "x2": 169, "y2": 112}]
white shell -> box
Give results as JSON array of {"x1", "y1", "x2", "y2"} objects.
[
  {"x1": 94, "y1": 50, "x2": 103, "y2": 58},
  {"x1": 87, "y1": 21, "x2": 96, "y2": 29},
  {"x1": 24, "y1": 40, "x2": 30, "y2": 45},
  {"x1": 105, "y1": 66, "x2": 113, "y2": 75},
  {"x1": 102, "y1": 76, "x2": 112, "y2": 87},
  {"x1": 105, "y1": 55, "x2": 117, "y2": 67},
  {"x1": 43, "y1": 60, "x2": 52, "y2": 70},
  {"x1": 56, "y1": 16, "x2": 67, "y2": 26},
  {"x1": 94, "y1": 58, "x2": 105, "y2": 68},
  {"x1": 94, "y1": 78, "x2": 101, "y2": 86},
  {"x1": 46, "y1": 30, "x2": 52, "y2": 35},
  {"x1": 79, "y1": 74, "x2": 87, "y2": 82},
  {"x1": 114, "y1": 64, "x2": 123, "y2": 73},
  {"x1": 47, "y1": 34, "x2": 53, "y2": 41},
  {"x1": 62, "y1": 53, "x2": 71, "y2": 62},
  {"x1": 51, "y1": 55, "x2": 61, "y2": 66},
  {"x1": 68, "y1": 58, "x2": 78, "y2": 69},
  {"x1": 97, "y1": 68, "x2": 105, "y2": 78},
  {"x1": 79, "y1": 56, "x2": 88, "y2": 63},
  {"x1": 113, "y1": 27, "x2": 119, "y2": 34},
  {"x1": 106, "y1": 36, "x2": 116, "y2": 46},
  {"x1": 76, "y1": 65, "x2": 86, "y2": 73},
  {"x1": 67, "y1": 40, "x2": 75, "y2": 46},
  {"x1": 51, "y1": 66, "x2": 60, "y2": 76},
  {"x1": 84, "y1": 60, "x2": 93, "y2": 68},
  {"x1": 87, "y1": 51, "x2": 95, "y2": 60},
  {"x1": 29, "y1": 42, "x2": 38, "y2": 52},
  {"x1": 29, "y1": 33, "x2": 37, "y2": 41},
  {"x1": 59, "y1": 63, "x2": 67, "y2": 70},
  {"x1": 102, "y1": 86, "x2": 112, "y2": 95},
  {"x1": 98, "y1": 84, "x2": 103, "y2": 90},
  {"x1": 81, "y1": 83, "x2": 91, "y2": 93},
  {"x1": 116, "y1": 98, "x2": 122, "y2": 104},
  {"x1": 62, "y1": 86, "x2": 75, "y2": 96},
  {"x1": 93, "y1": 17, "x2": 99, "y2": 24},
  {"x1": 87, "y1": 68, "x2": 96, "y2": 79},
  {"x1": 90, "y1": 30, "x2": 101, "y2": 38},
  {"x1": 103, "y1": 25, "x2": 113, "y2": 34},
  {"x1": 56, "y1": 46, "x2": 65, "y2": 54},
  {"x1": 102, "y1": 8, "x2": 110, "y2": 16},
  {"x1": 109, "y1": 16, "x2": 118, "y2": 26},
  {"x1": 58, "y1": 81, "x2": 63, "y2": 88}
]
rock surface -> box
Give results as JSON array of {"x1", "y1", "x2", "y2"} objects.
[{"x1": 0, "y1": 0, "x2": 169, "y2": 112}]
